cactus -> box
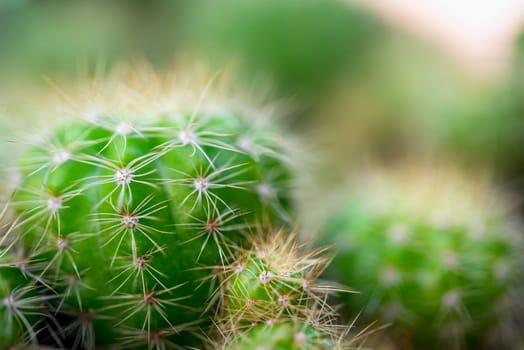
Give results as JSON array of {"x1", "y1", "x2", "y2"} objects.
[
  {"x1": 216, "y1": 230, "x2": 337, "y2": 329},
  {"x1": 0, "y1": 254, "x2": 43, "y2": 348},
  {"x1": 207, "y1": 229, "x2": 365, "y2": 350},
  {"x1": 3, "y1": 66, "x2": 295, "y2": 349},
  {"x1": 322, "y1": 163, "x2": 524, "y2": 349},
  {"x1": 218, "y1": 319, "x2": 332, "y2": 350},
  {"x1": 214, "y1": 316, "x2": 370, "y2": 350},
  {"x1": 0, "y1": 202, "x2": 52, "y2": 349}
]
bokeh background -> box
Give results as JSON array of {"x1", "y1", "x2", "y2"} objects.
[
  {"x1": 2, "y1": 0, "x2": 524, "y2": 349},
  {"x1": 2, "y1": 0, "x2": 524, "y2": 177}
]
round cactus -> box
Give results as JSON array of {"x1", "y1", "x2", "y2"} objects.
[
  {"x1": 216, "y1": 230, "x2": 337, "y2": 330},
  {"x1": 210, "y1": 230, "x2": 362, "y2": 350},
  {"x1": 322, "y1": 164, "x2": 524, "y2": 349},
  {"x1": 6, "y1": 67, "x2": 295, "y2": 349}
]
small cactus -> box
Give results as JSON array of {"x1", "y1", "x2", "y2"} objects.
[
  {"x1": 216, "y1": 230, "x2": 337, "y2": 328},
  {"x1": 209, "y1": 230, "x2": 363, "y2": 350},
  {"x1": 4, "y1": 66, "x2": 295, "y2": 349},
  {"x1": 322, "y1": 163, "x2": 524, "y2": 349}
]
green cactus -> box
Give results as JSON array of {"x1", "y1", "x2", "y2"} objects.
[
  {"x1": 1, "y1": 204, "x2": 40, "y2": 348},
  {"x1": 322, "y1": 164, "x2": 524, "y2": 349},
  {"x1": 0, "y1": 256, "x2": 43, "y2": 348},
  {"x1": 0, "y1": 204, "x2": 53, "y2": 349},
  {"x1": 216, "y1": 230, "x2": 336, "y2": 329},
  {"x1": 6, "y1": 71, "x2": 294, "y2": 348},
  {"x1": 218, "y1": 320, "x2": 332, "y2": 350},
  {"x1": 210, "y1": 230, "x2": 362, "y2": 350}
]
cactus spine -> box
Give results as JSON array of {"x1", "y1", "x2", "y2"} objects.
[
  {"x1": 1, "y1": 202, "x2": 52, "y2": 348},
  {"x1": 210, "y1": 230, "x2": 362, "y2": 350}
]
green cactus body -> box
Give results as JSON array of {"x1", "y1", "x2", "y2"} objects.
[
  {"x1": 213, "y1": 232, "x2": 346, "y2": 349},
  {"x1": 11, "y1": 104, "x2": 292, "y2": 348},
  {"x1": 219, "y1": 231, "x2": 331, "y2": 329},
  {"x1": 221, "y1": 321, "x2": 331, "y2": 350},
  {"x1": 0, "y1": 254, "x2": 43, "y2": 348},
  {"x1": 323, "y1": 165, "x2": 524, "y2": 349},
  {"x1": 224, "y1": 251, "x2": 304, "y2": 325}
]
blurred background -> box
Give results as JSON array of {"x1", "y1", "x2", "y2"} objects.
[
  {"x1": 2, "y1": 0, "x2": 524, "y2": 348},
  {"x1": 2, "y1": 0, "x2": 524, "y2": 179}
]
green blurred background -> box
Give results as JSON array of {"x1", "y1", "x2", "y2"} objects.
[
  {"x1": 2, "y1": 0, "x2": 523, "y2": 178},
  {"x1": 1, "y1": 1, "x2": 524, "y2": 347}
]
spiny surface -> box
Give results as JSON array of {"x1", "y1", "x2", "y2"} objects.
[
  {"x1": 219, "y1": 320, "x2": 332, "y2": 350},
  {"x1": 10, "y1": 108, "x2": 293, "y2": 348},
  {"x1": 0, "y1": 252, "x2": 47, "y2": 348},
  {"x1": 323, "y1": 164, "x2": 524, "y2": 349},
  {"x1": 215, "y1": 230, "x2": 344, "y2": 334},
  {"x1": 211, "y1": 231, "x2": 359, "y2": 350}
]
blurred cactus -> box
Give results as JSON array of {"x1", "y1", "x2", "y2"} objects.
[
  {"x1": 321, "y1": 163, "x2": 524, "y2": 349},
  {"x1": 1, "y1": 201, "x2": 59, "y2": 349},
  {"x1": 0, "y1": 254, "x2": 43, "y2": 348}
]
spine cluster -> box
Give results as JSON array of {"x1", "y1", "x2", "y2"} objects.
[{"x1": 209, "y1": 230, "x2": 362, "y2": 350}]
